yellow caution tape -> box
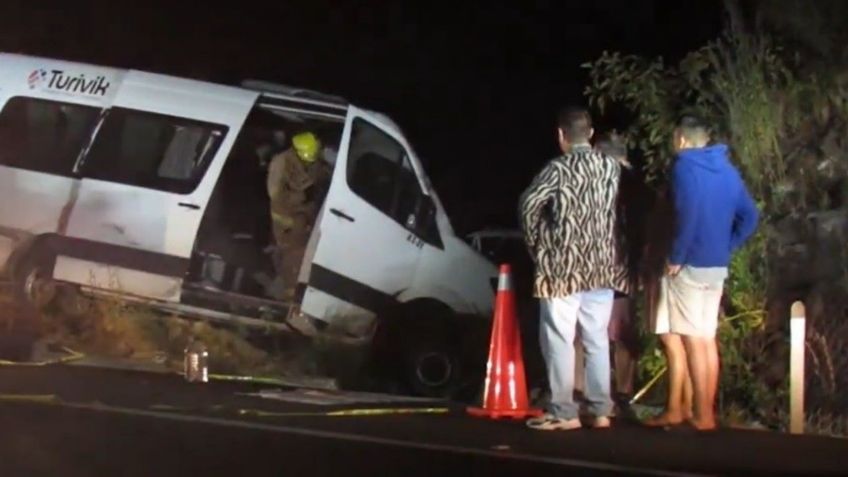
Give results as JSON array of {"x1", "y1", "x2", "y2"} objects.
[
  {"x1": 0, "y1": 347, "x2": 84, "y2": 367},
  {"x1": 149, "y1": 404, "x2": 188, "y2": 412},
  {"x1": 0, "y1": 357, "x2": 449, "y2": 420},
  {"x1": 147, "y1": 401, "x2": 450, "y2": 418},
  {"x1": 630, "y1": 364, "x2": 668, "y2": 405},
  {"x1": 149, "y1": 403, "x2": 228, "y2": 413},
  {"x1": 0, "y1": 390, "x2": 450, "y2": 421},
  {"x1": 237, "y1": 407, "x2": 451, "y2": 418},
  {"x1": 0, "y1": 393, "x2": 60, "y2": 404},
  {"x1": 208, "y1": 373, "x2": 300, "y2": 388},
  {"x1": 327, "y1": 407, "x2": 450, "y2": 417},
  {"x1": 237, "y1": 409, "x2": 312, "y2": 418}
]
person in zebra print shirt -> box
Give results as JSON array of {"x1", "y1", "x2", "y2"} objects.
[{"x1": 520, "y1": 107, "x2": 629, "y2": 431}]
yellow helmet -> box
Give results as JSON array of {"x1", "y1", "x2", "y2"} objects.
[{"x1": 292, "y1": 132, "x2": 321, "y2": 163}]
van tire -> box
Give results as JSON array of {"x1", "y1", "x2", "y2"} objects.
[
  {"x1": 12, "y1": 249, "x2": 57, "y2": 312},
  {"x1": 403, "y1": 331, "x2": 462, "y2": 398},
  {"x1": 387, "y1": 302, "x2": 463, "y2": 399}
]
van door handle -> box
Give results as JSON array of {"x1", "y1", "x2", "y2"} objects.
[
  {"x1": 178, "y1": 202, "x2": 201, "y2": 210},
  {"x1": 330, "y1": 208, "x2": 355, "y2": 222}
]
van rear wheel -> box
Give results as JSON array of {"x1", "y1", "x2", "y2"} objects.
[{"x1": 13, "y1": 251, "x2": 56, "y2": 311}]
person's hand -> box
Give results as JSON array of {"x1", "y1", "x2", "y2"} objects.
[{"x1": 667, "y1": 263, "x2": 682, "y2": 276}]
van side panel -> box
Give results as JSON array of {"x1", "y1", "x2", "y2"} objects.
[
  {"x1": 61, "y1": 71, "x2": 258, "y2": 258},
  {"x1": 0, "y1": 55, "x2": 123, "y2": 273},
  {"x1": 405, "y1": 235, "x2": 496, "y2": 317},
  {"x1": 52, "y1": 71, "x2": 258, "y2": 301}
]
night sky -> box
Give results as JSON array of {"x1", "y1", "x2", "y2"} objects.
[{"x1": 2, "y1": 0, "x2": 722, "y2": 232}]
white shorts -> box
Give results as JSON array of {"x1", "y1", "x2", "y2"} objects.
[
  {"x1": 651, "y1": 275, "x2": 723, "y2": 338},
  {"x1": 650, "y1": 276, "x2": 671, "y2": 335}
]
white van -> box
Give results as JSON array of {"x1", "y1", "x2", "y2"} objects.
[{"x1": 0, "y1": 54, "x2": 497, "y2": 396}]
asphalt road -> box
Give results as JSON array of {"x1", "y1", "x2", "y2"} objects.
[{"x1": 0, "y1": 365, "x2": 845, "y2": 477}]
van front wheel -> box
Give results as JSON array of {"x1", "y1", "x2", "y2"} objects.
[{"x1": 402, "y1": 327, "x2": 462, "y2": 398}]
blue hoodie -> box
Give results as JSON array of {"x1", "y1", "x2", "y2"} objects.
[{"x1": 669, "y1": 144, "x2": 759, "y2": 267}]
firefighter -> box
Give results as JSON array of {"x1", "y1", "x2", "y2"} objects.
[{"x1": 266, "y1": 131, "x2": 331, "y2": 299}]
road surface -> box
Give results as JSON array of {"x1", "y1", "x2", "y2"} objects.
[{"x1": 0, "y1": 364, "x2": 844, "y2": 476}]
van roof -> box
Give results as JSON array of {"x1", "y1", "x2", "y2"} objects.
[
  {"x1": 240, "y1": 80, "x2": 347, "y2": 107},
  {"x1": 0, "y1": 53, "x2": 350, "y2": 111}
]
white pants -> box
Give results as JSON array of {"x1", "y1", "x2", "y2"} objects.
[{"x1": 540, "y1": 289, "x2": 614, "y2": 419}]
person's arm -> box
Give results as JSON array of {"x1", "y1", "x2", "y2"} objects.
[
  {"x1": 519, "y1": 161, "x2": 560, "y2": 255},
  {"x1": 668, "y1": 163, "x2": 698, "y2": 267},
  {"x1": 730, "y1": 181, "x2": 759, "y2": 251},
  {"x1": 266, "y1": 154, "x2": 283, "y2": 200}
]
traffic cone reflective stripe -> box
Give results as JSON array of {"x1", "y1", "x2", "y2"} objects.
[
  {"x1": 468, "y1": 264, "x2": 542, "y2": 419},
  {"x1": 497, "y1": 268, "x2": 512, "y2": 292}
]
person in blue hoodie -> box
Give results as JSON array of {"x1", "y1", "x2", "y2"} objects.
[{"x1": 663, "y1": 115, "x2": 759, "y2": 431}]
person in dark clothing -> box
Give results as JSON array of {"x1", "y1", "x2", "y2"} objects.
[{"x1": 595, "y1": 132, "x2": 640, "y2": 406}]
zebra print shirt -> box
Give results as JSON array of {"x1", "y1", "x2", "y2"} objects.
[{"x1": 519, "y1": 145, "x2": 630, "y2": 298}]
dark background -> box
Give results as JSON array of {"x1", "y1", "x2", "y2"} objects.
[{"x1": 1, "y1": 0, "x2": 722, "y2": 233}]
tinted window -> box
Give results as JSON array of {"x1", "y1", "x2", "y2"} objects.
[
  {"x1": 347, "y1": 119, "x2": 404, "y2": 216},
  {"x1": 346, "y1": 118, "x2": 441, "y2": 247},
  {"x1": 0, "y1": 97, "x2": 100, "y2": 176},
  {"x1": 82, "y1": 108, "x2": 227, "y2": 194}
]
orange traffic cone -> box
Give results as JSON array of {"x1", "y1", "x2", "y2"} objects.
[{"x1": 468, "y1": 264, "x2": 542, "y2": 419}]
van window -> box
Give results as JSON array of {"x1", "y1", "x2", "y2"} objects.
[
  {"x1": 347, "y1": 118, "x2": 441, "y2": 246},
  {"x1": 0, "y1": 97, "x2": 100, "y2": 176},
  {"x1": 82, "y1": 107, "x2": 227, "y2": 194},
  {"x1": 395, "y1": 158, "x2": 422, "y2": 228},
  {"x1": 347, "y1": 119, "x2": 404, "y2": 215}
]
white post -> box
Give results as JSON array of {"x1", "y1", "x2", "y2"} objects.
[{"x1": 790, "y1": 301, "x2": 806, "y2": 434}]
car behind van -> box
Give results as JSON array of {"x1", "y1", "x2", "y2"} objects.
[{"x1": 0, "y1": 54, "x2": 497, "y2": 396}]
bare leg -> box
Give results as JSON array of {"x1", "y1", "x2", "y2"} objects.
[
  {"x1": 682, "y1": 363, "x2": 694, "y2": 421},
  {"x1": 706, "y1": 337, "x2": 720, "y2": 416},
  {"x1": 645, "y1": 333, "x2": 688, "y2": 426},
  {"x1": 611, "y1": 297, "x2": 637, "y2": 398},
  {"x1": 683, "y1": 336, "x2": 717, "y2": 430}
]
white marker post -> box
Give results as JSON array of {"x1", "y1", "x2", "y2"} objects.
[{"x1": 790, "y1": 301, "x2": 806, "y2": 434}]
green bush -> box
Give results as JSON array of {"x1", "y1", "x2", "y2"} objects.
[{"x1": 583, "y1": 24, "x2": 807, "y2": 428}]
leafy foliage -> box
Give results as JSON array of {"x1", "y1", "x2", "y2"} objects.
[
  {"x1": 584, "y1": 31, "x2": 793, "y2": 199},
  {"x1": 583, "y1": 13, "x2": 848, "y2": 430},
  {"x1": 584, "y1": 52, "x2": 679, "y2": 183}
]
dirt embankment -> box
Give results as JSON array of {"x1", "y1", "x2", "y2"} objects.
[{"x1": 0, "y1": 292, "x2": 340, "y2": 383}]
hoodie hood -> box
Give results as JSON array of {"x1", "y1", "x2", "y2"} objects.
[{"x1": 677, "y1": 143, "x2": 730, "y2": 172}]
